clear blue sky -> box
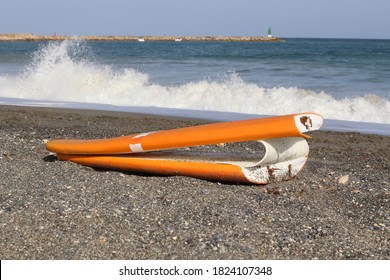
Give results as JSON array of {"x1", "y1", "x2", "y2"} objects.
[{"x1": 1, "y1": 0, "x2": 390, "y2": 39}]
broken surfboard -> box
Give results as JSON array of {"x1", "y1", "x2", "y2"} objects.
[{"x1": 45, "y1": 113, "x2": 323, "y2": 184}]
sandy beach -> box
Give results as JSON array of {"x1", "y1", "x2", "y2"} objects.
[{"x1": 0, "y1": 105, "x2": 388, "y2": 259}]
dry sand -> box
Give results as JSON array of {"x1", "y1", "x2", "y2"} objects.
[{"x1": 0, "y1": 105, "x2": 388, "y2": 259}]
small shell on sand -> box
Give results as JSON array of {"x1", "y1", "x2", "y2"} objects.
[{"x1": 338, "y1": 175, "x2": 349, "y2": 184}]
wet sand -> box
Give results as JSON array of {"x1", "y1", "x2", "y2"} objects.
[{"x1": 0, "y1": 105, "x2": 388, "y2": 259}]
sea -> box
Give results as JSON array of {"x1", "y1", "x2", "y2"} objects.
[{"x1": 0, "y1": 38, "x2": 389, "y2": 135}]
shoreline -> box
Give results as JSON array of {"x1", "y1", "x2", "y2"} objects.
[
  {"x1": 2, "y1": 100, "x2": 390, "y2": 136},
  {"x1": 0, "y1": 104, "x2": 389, "y2": 259},
  {"x1": 0, "y1": 33, "x2": 282, "y2": 42}
]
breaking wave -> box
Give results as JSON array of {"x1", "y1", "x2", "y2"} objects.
[{"x1": 0, "y1": 40, "x2": 389, "y2": 124}]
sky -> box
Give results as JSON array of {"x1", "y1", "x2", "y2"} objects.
[{"x1": 1, "y1": 0, "x2": 390, "y2": 39}]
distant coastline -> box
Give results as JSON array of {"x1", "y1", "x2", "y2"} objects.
[{"x1": 0, "y1": 33, "x2": 282, "y2": 42}]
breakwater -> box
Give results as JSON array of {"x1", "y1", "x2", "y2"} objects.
[{"x1": 0, "y1": 33, "x2": 282, "y2": 42}]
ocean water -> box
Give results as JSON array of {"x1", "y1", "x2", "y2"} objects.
[{"x1": 0, "y1": 38, "x2": 389, "y2": 135}]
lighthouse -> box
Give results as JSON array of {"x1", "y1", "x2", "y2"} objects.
[{"x1": 268, "y1": 27, "x2": 273, "y2": 38}]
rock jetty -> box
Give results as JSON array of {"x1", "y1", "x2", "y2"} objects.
[{"x1": 0, "y1": 33, "x2": 282, "y2": 42}]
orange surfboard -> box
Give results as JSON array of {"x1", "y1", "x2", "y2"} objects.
[{"x1": 46, "y1": 113, "x2": 323, "y2": 184}]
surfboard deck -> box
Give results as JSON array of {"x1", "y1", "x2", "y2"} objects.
[{"x1": 45, "y1": 113, "x2": 323, "y2": 184}]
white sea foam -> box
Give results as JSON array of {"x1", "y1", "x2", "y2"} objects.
[{"x1": 0, "y1": 40, "x2": 389, "y2": 125}]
